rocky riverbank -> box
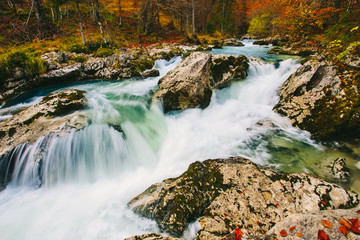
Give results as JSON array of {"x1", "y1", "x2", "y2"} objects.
[
  {"x1": 128, "y1": 157, "x2": 359, "y2": 239},
  {"x1": 273, "y1": 54, "x2": 360, "y2": 140}
]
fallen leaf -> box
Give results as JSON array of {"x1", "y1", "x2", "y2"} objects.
[
  {"x1": 289, "y1": 226, "x2": 296, "y2": 231},
  {"x1": 339, "y1": 218, "x2": 352, "y2": 229},
  {"x1": 276, "y1": 203, "x2": 280, "y2": 207},
  {"x1": 257, "y1": 220, "x2": 260, "y2": 223},
  {"x1": 321, "y1": 219, "x2": 332, "y2": 228},
  {"x1": 296, "y1": 232, "x2": 303, "y2": 237},
  {"x1": 321, "y1": 201, "x2": 326, "y2": 205},
  {"x1": 318, "y1": 230, "x2": 329, "y2": 240},
  {"x1": 280, "y1": 229, "x2": 287, "y2": 237},
  {"x1": 339, "y1": 225, "x2": 349, "y2": 235},
  {"x1": 235, "y1": 228, "x2": 243, "y2": 236},
  {"x1": 356, "y1": 210, "x2": 360, "y2": 214},
  {"x1": 224, "y1": 213, "x2": 228, "y2": 217},
  {"x1": 351, "y1": 225, "x2": 360, "y2": 234},
  {"x1": 349, "y1": 218, "x2": 360, "y2": 228},
  {"x1": 235, "y1": 236, "x2": 241, "y2": 240}
]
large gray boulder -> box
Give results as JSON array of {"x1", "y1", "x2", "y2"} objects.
[
  {"x1": 128, "y1": 157, "x2": 358, "y2": 239},
  {"x1": 153, "y1": 52, "x2": 248, "y2": 112},
  {"x1": 274, "y1": 58, "x2": 360, "y2": 140},
  {"x1": 153, "y1": 52, "x2": 213, "y2": 112}
]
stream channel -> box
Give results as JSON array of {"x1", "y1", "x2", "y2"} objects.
[{"x1": 0, "y1": 41, "x2": 359, "y2": 239}]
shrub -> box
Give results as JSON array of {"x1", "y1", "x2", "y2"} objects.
[
  {"x1": 94, "y1": 47, "x2": 115, "y2": 58},
  {"x1": 73, "y1": 55, "x2": 88, "y2": 63},
  {"x1": 67, "y1": 43, "x2": 88, "y2": 54}
]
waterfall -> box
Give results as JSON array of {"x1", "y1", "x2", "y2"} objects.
[{"x1": 0, "y1": 48, "x2": 330, "y2": 240}]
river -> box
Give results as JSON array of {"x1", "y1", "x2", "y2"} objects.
[{"x1": 0, "y1": 41, "x2": 359, "y2": 239}]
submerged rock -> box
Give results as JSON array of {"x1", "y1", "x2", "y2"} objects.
[
  {"x1": 128, "y1": 157, "x2": 358, "y2": 238},
  {"x1": 274, "y1": 58, "x2": 360, "y2": 140},
  {"x1": 330, "y1": 157, "x2": 350, "y2": 182},
  {"x1": 153, "y1": 52, "x2": 248, "y2": 112}
]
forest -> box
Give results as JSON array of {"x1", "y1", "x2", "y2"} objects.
[{"x1": 1, "y1": 0, "x2": 359, "y2": 47}]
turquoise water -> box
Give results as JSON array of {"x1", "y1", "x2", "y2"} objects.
[{"x1": 0, "y1": 43, "x2": 359, "y2": 240}]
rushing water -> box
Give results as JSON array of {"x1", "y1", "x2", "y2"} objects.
[{"x1": 0, "y1": 42, "x2": 359, "y2": 240}]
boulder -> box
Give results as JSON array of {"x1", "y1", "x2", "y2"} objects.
[
  {"x1": 274, "y1": 58, "x2": 360, "y2": 140},
  {"x1": 40, "y1": 63, "x2": 82, "y2": 83},
  {"x1": 223, "y1": 39, "x2": 245, "y2": 47},
  {"x1": 0, "y1": 89, "x2": 89, "y2": 158},
  {"x1": 330, "y1": 157, "x2": 350, "y2": 182},
  {"x1": 152, "y1": 52, "x2": 248, "y2": 112},
  {"x1": 125, "y1": 233, "x2": 180, "y2": 240},
  {"x1": 83, "y1": 58, "x2": 106, "y2": 74},
  {"x1": 210, "y1": 55, "x2": 248, "y2": 89},
  {"x1": 152, "y1": 52, "x2": 213, "y2": 112},
  {"x1": 253, "y1": 40, "x2": 269, "y2": 46},
  {"x1": 128, "y1": 157, "x2": 358, "y2": 238},
  {"x1": 142, "y1": 69, "x2": 160, "y2": 78}
]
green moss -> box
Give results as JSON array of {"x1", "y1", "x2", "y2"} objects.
[
  {"x1": 73, "y1": 55, "x2": 87, "y2": 63},
  {"x1": 94, "y1": 47, "x2": 115, "y2": 58}
]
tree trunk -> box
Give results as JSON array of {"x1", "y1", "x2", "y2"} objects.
[
  {"x1": 93, "y1": 0, "x2": 107, "y2": 44},
  {"x1": 33, "y1": 0, "x2": 44, "y2": 23},
  {"x1": 192, "y1": 0, "x2": 195, "y2": 35},
  {"x1": 76, "y1": 0, "x2": 86, "y2": 45},
  {"x1": 7, "y1": 0, "x2": 17, "y2": 16},
  {"x1": 118, "y1": 0, "x2": 122, "y2": 27},
  {"x1": 66, "y1": 2, "x2": 69, "y2": 23},
  {"x1": 51, "y1": 7, "x2": 55, "y2": 23}
]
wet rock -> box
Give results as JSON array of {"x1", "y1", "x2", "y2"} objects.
[
  {"x1": 0, "y1": 89, "x2": 89, "y2": 158},
  {"x1": 330, "y1": 157, "x2": 350, "y2": 182},
  {"x1": 40, "y1": 63, "x2": 82, "y2": 82},
  {"x1": 153, "y1": 52, "x2": 248, "y2": 112},
  {"x1": 265, "y1": 208, "x2": 360, "y2": 240},
  {"x1": 142, "y1": 69, "x2": 160, "y2": 78},
  {"x1": 210, "y1": 54, "x2": 248, "y2": 89},
  {"x1": 223, "y1": 39, "x2": 244, "y2": 47},
  {"x1": 84, "y1": 58, "x2": 106, "y2": 74},
  {"x1": 268, "y1": 46, "x2": 315, "y2": 57},
  {"x1": 128, "y1": 157, "x2": 358, "y2": 238},
  {"x1": 125, "y1": 233, "x2": 180, "y2": 240},
  {"x1": 273, "y1": 58, "x2": 360, "y2": 140},
  {"x1": 253, "y1": 40, "x2": 269, "y2": 46},
  {"x1": 248, "y1": 56, "x2": 266, "y2": 64},
  {"x1": 152, "y1": 52, "x2": 213, "y2": 112}
]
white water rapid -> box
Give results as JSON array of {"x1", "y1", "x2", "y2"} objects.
[{"x1": 0, "y1": 44, "x2": 353, "y2": 240}]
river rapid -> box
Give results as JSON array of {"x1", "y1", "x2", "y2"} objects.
[{"x1": 0, "y1": 41, "x2": 359, "y2": 240}]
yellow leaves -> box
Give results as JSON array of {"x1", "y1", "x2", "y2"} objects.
[{"x1": 351, "y1": 26, "x2": 359, "y2": 32}]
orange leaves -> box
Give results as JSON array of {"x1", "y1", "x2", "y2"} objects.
[
  {"x1": 234, "y1": 228, "x2": 243, "y2": 236},
  {"x1": 321, "y1": 219, "x2": 332, "y2": 228},
  {"x1": 279, "y1": 229, "x2": 287, "y2": 237},
  {"x1": 338, "y1": 218, "x2": 360, "y2": 235},
  {"x1": 296, "y1": 232, "x2": 303, "y2": 237},
  {"x1": 234, "y1": 228, "x2": 243, "y2": 240},
  {"x1": 339, "y1": 218, "x2": 352, "y2": 229},
  {"x1": 289, "y1": 226, "x2": 295, "y2": 231},
  {"x1": 339, "y1": 225, "x2": 349, "y2": 235},
  {"x1": 318, "y1": 230, "x2": 329, "y2": 240}
]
